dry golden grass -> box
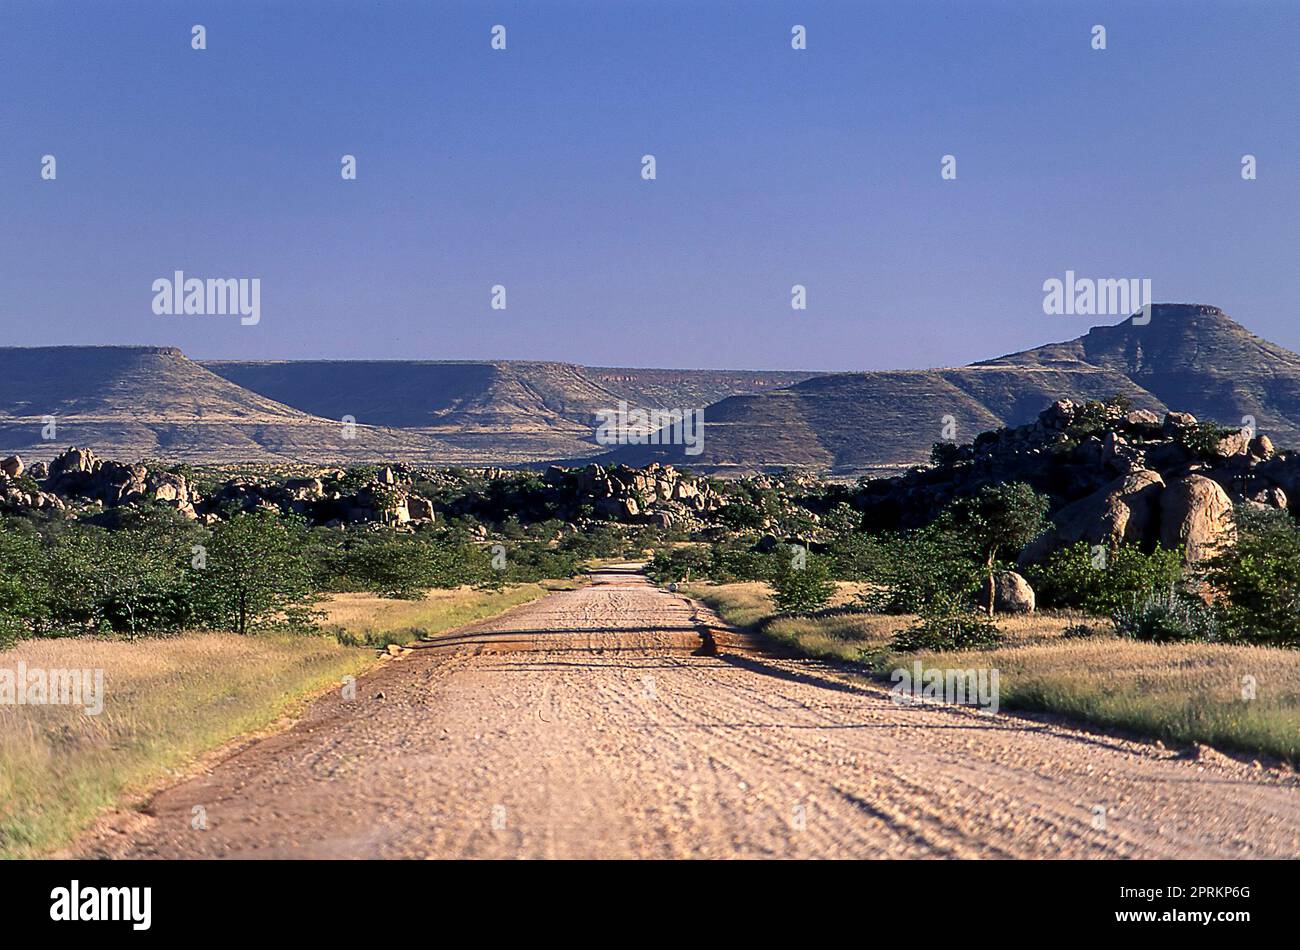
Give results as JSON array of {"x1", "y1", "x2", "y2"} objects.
[
  {"x1": 689, "y1": 581, "x2": 1300, "y2": 763},
  {"x1": 0, "y1": 632, "x2": 373, "y2": 858},
  {"x1": 0, "y1": 581, "x2": 573, "y2": 857},
  {"x1": 318, "y1": 582, "x2": 571, "y2": 644}
]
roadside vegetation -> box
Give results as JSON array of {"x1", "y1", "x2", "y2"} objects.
[
  {"x1": 5, "y1": 397, "x2": 1300, "y2": 852},
  {"x1": 319, "y1": 580, "x2": 582, "y2": 649},
  {"x1": 0, "y1": 629, "x2": 372, "y2": 858},
  {"x1": 0, "y1": 465, "x2": 642, "y2": 857},
  {"x1": 0, "y1": 498, "x2": 646, "y2": 646},
  {"x1": 670, "y1": 467, "x2": 1300, "y2": 762},
  {"x1": 690, "y1": 582, "x2": 1300, "y2": 764},
  {"x1": 0, "y1": 579, "x2": 576, "y2": 859}
]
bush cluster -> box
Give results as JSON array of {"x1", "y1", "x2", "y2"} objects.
[
  {"x1": 0, "y1": 504, "x2": 592, "y2": 644},
  {"x1": 1027, "y1": 542, "x2": 1184, "y2": 614}
]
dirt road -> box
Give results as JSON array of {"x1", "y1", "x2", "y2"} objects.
[{"x1": 76, "y1": 566, "x2": 1299, "y2": 859}]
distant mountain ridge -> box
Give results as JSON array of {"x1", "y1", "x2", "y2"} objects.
[
  {"x1": 603, "y1": 304, "x2": 1300, "y2": 473},
  {"x1": 200, "y1": 360, "x2": 811, "y2": 430},
  {"x1": 2, "y1": 305, "x2": 1296, "y2": 472}
]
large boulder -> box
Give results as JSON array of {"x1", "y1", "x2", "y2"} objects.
[
  {"x1": 406, "y1": 495, "x2": 435, "y2": 521},
  {"x1": 1124, "y1": 409, "x2": 1161, "y2": 428},
  {"x1": 92, "y1": 461, "x2": 148, "y2": 505},
  {"x1": 672, "y1": 480, "x2": 699, "y2": 501},
  {"x1": 1101, "y1": 432, "x2": 1144, "y2": 474},
  {"x1": 1249, "y1": 434, "x2": 1275, "y2": 459},
  {"x1": 148, "y1": 471, "x2": 190, "y2": 504},
  {"x1": 1021, "y1": 469, "x2": 1165, "y2": 563},
  {"x1": 1210, "y1": 430, "x2": 1250, "y2": 460},
  {"x1": 1248, "y1": 485, "x2": 1287, "y2": 509},
  {"x1": 1159, "y1": 475, "x2": 1234, "y2": 563},
  {"x1": 594, "y1": 496, "x2": 638, "y2": 519},
  {"x1": 1162, "y1": 411, "x2": 1198, "y2": 434},
  {"x1": 1, "y1": 456, "x2": 23, "y2": 478},
  {"x1": 978, "y1": 571, "x2": 1036, "y2": 614},
  {"x1": 46, "y1": 448, "x2": 99, "y2": 494},
  {"x1": 1037, "y1": 399, "x2": 1077, "y2": 431},
  {"x1": 48, "y1": 447, "x2": 97, "y2": 479}
]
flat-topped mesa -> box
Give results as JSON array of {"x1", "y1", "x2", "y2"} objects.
[{"x1": 1129, "y1": 303, "x2": 1229, "y2": 323}]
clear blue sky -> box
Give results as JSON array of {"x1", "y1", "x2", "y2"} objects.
[{"x1": 1, "y1": 0, "x2": 1297, "y2": 370}]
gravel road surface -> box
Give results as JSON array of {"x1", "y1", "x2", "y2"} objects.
[{"x1": 75, "y1": 566, "x2": 1300, "y2": 859}]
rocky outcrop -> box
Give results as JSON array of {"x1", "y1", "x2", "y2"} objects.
[
  {"x1": 1021, "y1": 469, "x2": 1164, "y2": 564},
  {"x1": 7, "y1": 447, "x2": 725, "y2": 534},
  {"x1": 406, "y1": 496, "x2": 435, "y2": 522},
  {"x1": 549, "y1": 461, "x2": 725, "y2": 528},
  {"x1": 863, "y1": 397, "x2": 1292, "y2": 567}
]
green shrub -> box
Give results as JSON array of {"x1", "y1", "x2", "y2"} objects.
[
  {"x1": 1203, "y1": 505, "x2": 1300, "y2": 646},
  {"x1": 1111, "y1": 588, "x2": 1219, "y2": 643},
  {"x1": 13, "y1": 475, "x2": 41, "y2": 496},
  {"x1": 944, "y1": 483, "x2": 1050, "y2": 617},
  {"x1": 770, "y1": 548, "x2": 835, "y2": 615},
  {"x1": 860, "y1": 525, "x2": 983, "y2": 614},
  {"x1": 192, "y1": 511, "x2": 321, "y2": 635},
  {"x1": 1028, "y1": 541, "x2": 1184, "y2": 614},
  {"x1": 1061, "y1": 621, "x2": 1111, "y2": 639},
  {"x1": 646, "y1": 546, "x2": 712, "y2": 585},
  {"x1": 709, "y1": 544, "x2": 775, "y2": 582},
  {"x1": 823, "y1": 530, "x2": 887, "y2": 581},
  {"x1": 1178, "y1": 421, "x2": 1239, "y2": 460},
  {"x1": 890, "y1": 603, "x2": 1003, "y2": 652},
  {"x1": 929, "y1": 441, "x2": 961, "y2": 467}
]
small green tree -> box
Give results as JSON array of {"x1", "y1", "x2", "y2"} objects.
[
  {"x1": 1111, "y1": 587, "x2": 1219, "y2": 643},
  {"x1": 101, "y1": 527, "x2": 188, "y2": 638},
  {"x1": 194, "y1": 511, "x2": 319, "y2": 634},
  {"x1": 770, "y1": 546, "x2": 835, "y2": 615},
  {"x1": 1203, "y1": 505, "x2": 1300, "y2": 647},
  {"x1": 860, "y1": 524, "x2": 984, "y2": 614},
  {"x1": 343, "y1": 535, "x2": 437, "y2": 598},
  {"x1": 646, "y1": 546, "x2": 712, "y2": 585},
  {"x1": 44, "y1": 525, "x2": 118, "y2": 632},
  {"x1": 890, "y1": 599, "x2": 1003, "y2": 652},
  {"x1": 945, "y1": 483, "x2": 1050, "y2": 616}
]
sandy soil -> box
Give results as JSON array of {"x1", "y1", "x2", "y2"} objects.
[{"x1": 74, "y1": 566, "x2": 1300, "y2": 859}]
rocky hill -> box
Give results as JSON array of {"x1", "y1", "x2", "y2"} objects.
[
  {"x1": 0, "y1": 346, "x2": 454, "y2": 463},
  {"x1": 604, "y1": 305, "x2": 1300, "y2": 474},
  {"x1": 0, "y1": 348, "x2": 806, "y2": 465},
  {"x1": 981, "y1": 304, "x2": 1300, "y2": 448},
  {"x1": 203, "y1": 360, "x2": 810, "y2": 430},
  {"x1": 0, "y1": 446, "x2": 728, "y2": 536},
  {"x1": 4, "y1": 305, "x2": 1299, "y2": 472},
  {"x1": 855, "y1": 397, "x2": 1296, "y2": 567}
]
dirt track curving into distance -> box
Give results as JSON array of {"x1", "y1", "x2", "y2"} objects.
[{"x1": 75, "y1": 566, "x2": 1300, "y2": 859}]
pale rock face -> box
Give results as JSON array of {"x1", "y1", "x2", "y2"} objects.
[
  {"x1": 1211, "y1": 430, "x2": 1250, "y2": 459},
  {"x1": 1124, "y1": 409, "x2": 1161, "y2": 427},
  {"x1": 1248, "y1": 485, "x2": 1287, "y2": 509},
  {"x1": 1160, "y1": 475, "x2": 1235, "y2": 563},
  {"x1": 1021, "y1": 469, "x2": 1165, "y2": 563},
  {"x1": 979, "y1": 571, "x2": 1035, "y2": 613},
  {"x1": 50, "y1": 447, "x2": 97, "y2": 477},
  {"x1": 406, "y1": 496, "x2": 435, "y2": 521},
  {"x1": 1249, "y1": 434, "x2": 1275, "y2": 459},
  {"x1": 0, "y1": 456, "x2": 23, "y2": 478}
]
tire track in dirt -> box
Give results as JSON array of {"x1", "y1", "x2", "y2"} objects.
[{"x1": 72, "y1": 566, "x2": 1300, "y2": 859}]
